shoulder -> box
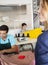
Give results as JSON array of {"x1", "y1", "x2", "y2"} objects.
[
  {"x1": 37, "y1": 30, "x2": 48, "y2": 44},
  {"x1": 38, "y1": 30, "x2": 48, "y2": 39}
]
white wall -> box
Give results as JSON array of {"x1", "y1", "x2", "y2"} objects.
[
  {"x1": 0, "y1": 0, "x2": 36, "y2": 48},
  {"x1": 0, "y1": 0, "x2": 34, "y2": 29},
  {"x1": 0, "y1": 0, "x2": 31, "y2": 5}
]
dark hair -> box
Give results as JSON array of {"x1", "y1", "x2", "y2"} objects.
[
  {"x1": 22, "y1": 23, "x2": 27, "y2": 27},
  {"x1": 0, "y1": 25, "x2": 9, "y2": 33}
]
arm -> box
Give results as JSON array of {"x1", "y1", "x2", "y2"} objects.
[
  {"x1": 0, "y1": 35, "x2": 19, "y2": 54},
  {"x1": 5, "y1": 45, "x2": 19, "y2": 53},
  {"x1": 35, "y1": 37, "x2": 48, "y2": 65},
  {"x1": 2, "y1": 45, "x2": 19, "y2": 53},
  {"x1": 3, "y1": 35, "x2": 19, "y2": 53}
]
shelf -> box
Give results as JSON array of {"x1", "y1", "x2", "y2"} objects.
[{"x1": 33, "y1": 0, "x2": 40, "y2": 28}]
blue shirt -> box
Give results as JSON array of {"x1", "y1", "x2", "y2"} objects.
[
  {"x1": 35, "y1": 30, "x2": 48, "y2": 65},
  {"x1": 0, "y1": 35, "x2": 16, "y2": 46}
]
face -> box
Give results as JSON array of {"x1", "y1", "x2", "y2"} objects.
[
  {"x1": 38, "y1": 0, "x2": 48, "y2": 22},
  {"x1": 0, "y1": 31, "x2": 7, "y2": 39},
  {"x1": 22, "y1": 25, "x2": 27, "y2": 31}
]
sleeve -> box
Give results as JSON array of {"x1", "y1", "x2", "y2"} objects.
[
  {"x1": 9, "y1": 35, "x2": 17, "y2": 46},
  {"x1": 35, "y1": 37, "x2": 48, "y2": 65}
]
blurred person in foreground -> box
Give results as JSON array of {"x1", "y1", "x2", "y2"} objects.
[{"x1": 35, "y1": 0, "x2": 48, "y2": 65}]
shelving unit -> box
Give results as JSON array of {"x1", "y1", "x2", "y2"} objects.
[{"x1": 33, "y1": 0, "x2": 40, "y2": 28}]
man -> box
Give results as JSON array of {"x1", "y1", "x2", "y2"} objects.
[
  {"x1": 0, "y1": 25, "x2": 19, "y2": 54},
  {"x1": 21, "y1": 23, "x2": 27, "y2": 33}
]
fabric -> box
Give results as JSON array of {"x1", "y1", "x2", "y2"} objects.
[
  {"x1": 35, "y1": 30, "x2": 48, "y2": 65},
  {"x1": 0, "y1": 39, "x2": 11, "y2": 50},
  {"x1": 0, "y1": 35, "x2": 16, "y2": 46},
  {"x1": 0, "y1": 51, "x2": 34, "y2": 65}
]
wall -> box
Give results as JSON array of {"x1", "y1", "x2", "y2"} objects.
[
  {"x1": 0, "y1": 0, "x2": 33, "y2": 29},
  {"x1": 0, "y1": 0, "x2": 31, "y2": 5}
]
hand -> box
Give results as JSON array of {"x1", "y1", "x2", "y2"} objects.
[{"x1": 0, "y1": 50, "x2": 7, "y2": 54}]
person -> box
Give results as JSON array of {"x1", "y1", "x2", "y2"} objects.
[
  {"x1": 35, "y1": 0, "x2": 48, "y2": 65},
  {"x1": 17, "y1": 23, "x2": 27, "y2": 51},
  {"x1": 0, "y1": 25, "x2": 19, "y2": 54},
  {"x1": 21, "y1": 23, "x2": 27, "y2": 33},
  {"x1": 17, "y1": 23, "x2": 27, "y2": 38},
  {"x1": 17, "y1": 23, "x2": 27, "y2": 41}
]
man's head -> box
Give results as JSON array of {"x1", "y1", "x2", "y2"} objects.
[
  {"x1": 0, "y1": 25, "x2": 9, "y2": 39},
  {"x1": 21, "y1": 23, "x2": 27, "y2": 31}
]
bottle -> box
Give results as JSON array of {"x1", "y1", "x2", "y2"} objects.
[
  {"x1": 22, "y1": 33, "x2": 25, "y2": 37},
  {"x1": 21, "y1": 33, "x2": 25, "y2": 40},
  {"x1": 27, "y1": 33, "x2": 29, "y2": 37},
  {"x1": 18, "y1": 33, "x2": 20, "y2": 37}
]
